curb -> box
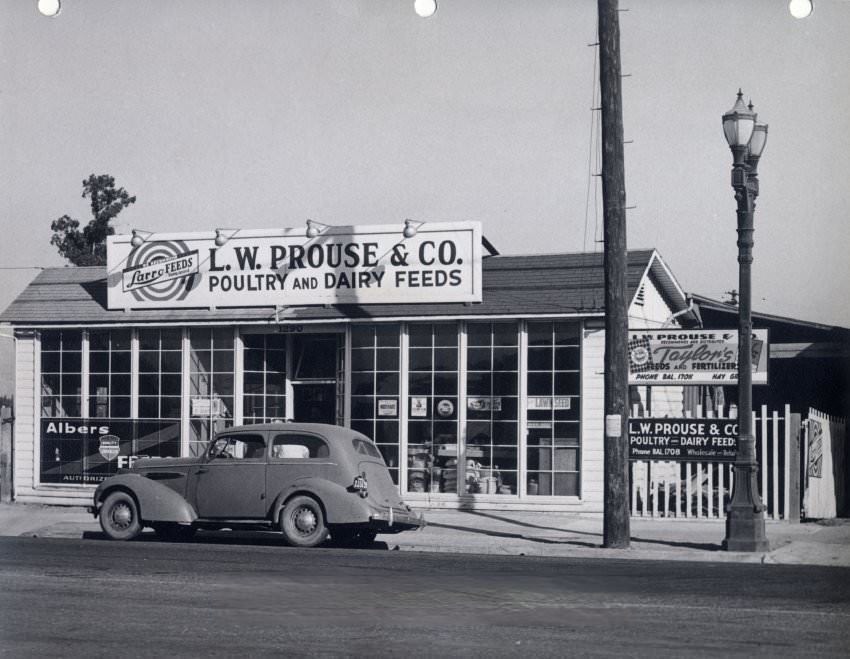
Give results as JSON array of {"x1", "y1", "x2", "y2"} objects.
[{"x1": 3, "y1": 505, "x2": 849, "y2": 568}]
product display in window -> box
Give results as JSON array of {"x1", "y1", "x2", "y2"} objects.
[{"x1": 408, "y1": 441, "x2": 458, "y2": 493}]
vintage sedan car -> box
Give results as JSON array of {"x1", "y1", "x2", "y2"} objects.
[{"x1": 89, "y1": 422, "x2": 425, "y2": 547}]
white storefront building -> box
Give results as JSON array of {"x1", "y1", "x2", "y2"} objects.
[{"x1": 0, "y1": 222, "x2": 696, "y2": 510}]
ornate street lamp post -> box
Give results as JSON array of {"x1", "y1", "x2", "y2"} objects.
[{"x1": 722, "y1": 90, "x2": 769, "y2": 552}]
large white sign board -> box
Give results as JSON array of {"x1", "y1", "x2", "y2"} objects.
[
  {"x1": 628, "y1": 328, "x2": 769, "y2": 385},
  {"x1": 107, "y1": 222, "x2": 482, "y2": 309}
]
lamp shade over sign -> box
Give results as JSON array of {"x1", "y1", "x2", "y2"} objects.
[{"x1": 722, "y1": 90, "x2": 756, "y2": 148}]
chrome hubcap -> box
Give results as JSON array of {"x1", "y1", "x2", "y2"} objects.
[
  {"x1": 111, "y1": 503, "x2": 132, "y2": 529},
  {"x1": 293, "y1": 507, "x2": 317, "y2": 535}
]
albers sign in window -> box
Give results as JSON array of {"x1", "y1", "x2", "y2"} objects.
[{"x1": 106, "y1": 222, "x2": 483, "y2": 309}]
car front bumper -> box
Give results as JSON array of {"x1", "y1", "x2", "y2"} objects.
[{"x1": 368, "y1": 507, "x2": 426, "y2": 533}]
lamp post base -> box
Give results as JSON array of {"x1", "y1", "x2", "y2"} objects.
[
  {"x1": 723, "y1": 462, "x2": 770, "y2": 552},
  {"x1": 722, "y1": 509, "x2": 769, "y2": 552}
]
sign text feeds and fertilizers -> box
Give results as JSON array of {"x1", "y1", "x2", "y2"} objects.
[
  {"x1": 106, "y1": 222, "x2": 483, "y2": 309},
  {"x1": 627, "y1": 329, "x2": 768, "y2": 386},
  {"x1": 628, "y1": 418, "x2": 739, "y2": 462}
]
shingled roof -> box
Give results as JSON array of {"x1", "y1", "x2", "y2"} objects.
[{"x1": 0, "y1": 249, "x2": 688, "y2": 326}]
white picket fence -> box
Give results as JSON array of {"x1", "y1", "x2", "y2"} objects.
[{"x1": 630, "y1": 404, "x2": 796, "y2": 520}]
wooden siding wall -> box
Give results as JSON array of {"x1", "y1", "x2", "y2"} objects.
[
  {"x1": 14, "y1": 333, "x2": 90, "y2": 504},
  {"x1": 13, "y1": 334, "x2": 36, "y2": 499},
  {"x1": 629, "y1": 276, "x2": 685, "y2": 417},
  {"x1": 580, "y1": 326, "x2": 605, "y2": 513}
]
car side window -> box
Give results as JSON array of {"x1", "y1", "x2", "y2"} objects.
[
  {"x1": 210, "y1": 434, "x2": 266, "y2": 460},
  {"x1": 271, "y1": 434, "x2": 329, "y2": 459}
]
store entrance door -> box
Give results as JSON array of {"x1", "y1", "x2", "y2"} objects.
[{"x1": 292, "y1": 383, "x2": 336, "y2": 424}]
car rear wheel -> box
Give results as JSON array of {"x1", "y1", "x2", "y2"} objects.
[
  {"x1": 280, "y1": 495, "x2": 328, "y2": 548},
  {"x1": 99, "y1": 491, "x2": 142, "y2": 541},
  {"x1": 152, "y1": 523, "x2": 196, "y2": 542}
]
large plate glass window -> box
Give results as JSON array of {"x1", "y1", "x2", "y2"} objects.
[
  {"x1": 189, "y1": 328, "x2": 235, "y2": 456},
  {"x1": 350, "y1": 324, "x2": 400, "y2": 484},
  {"x1": 242, "y1": 333, "x2": 286, "y2": 424},
  {"x1": 407, "y1": 323, "x2": 459, "y2": 494},
  {"x1": 40, "y1": 329, "x2": 81, "y2": 418},
  {"x1": 525, "y1": 321, "x2": 581, "y2": 496},
  {"x1": 40, "y1": 330, "x2": 139, "y2": 484},
  {"x1": 465, "y1": 321, "x2": 519, "y2": 495},
  {"x1": 39, "y1": 330, "x2": 83, "y2": 483},
  {"x1": 88, "y1": 329, "x2": 131, "y2": 418},
  {"x1": 137, "y1": 328, "x2": 182, "y2": 460}
]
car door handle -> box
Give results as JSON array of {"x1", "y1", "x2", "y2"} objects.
[{"x1": 196, "y1": 468, "x2": 208, "y2": 474}]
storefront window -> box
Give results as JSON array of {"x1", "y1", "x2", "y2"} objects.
[
  {"x1": 242, "y1": 333, "x2": 287, "y2": 424},
  {"x1": 40, "y1": 330, "x2": 82, "y2": 418},
  {"x1": 138, "y1": 328, "x2": 182, "y2": 420},
  {"x1": 189, "y1": 328, "x2": 234, "y2": 456},
  {"x1": 465, "y1": 321, "x2": 519, "y2": 495},
  {"x1": 350, "y1": 324, "x2": 400, "y2": 483},
  {"x1": 41, "y1": 329, "x2": 176, "y2": 485},
  {"x1": 137, "y1": 328, "x2": 182, "y2": 460},
  {"x1": 407, "y1": 323, "x2": 459, "y2": 494},
  {"x1": 525, "y1": 321, "x2": 581, "y2": 496},
  {"x1": 88, "y1": 329, "x2": 131, "y2": 418}
]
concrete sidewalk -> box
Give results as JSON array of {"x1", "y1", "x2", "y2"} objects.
[{"x1": 1, "y1": 502, "x2": 848, "y2": 567}]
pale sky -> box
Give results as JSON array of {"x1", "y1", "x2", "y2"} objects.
[{"x1": 1, "y1": 0, "x2": 849, "y2": 328}]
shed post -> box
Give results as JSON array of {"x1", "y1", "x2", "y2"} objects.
[
  {"x1": 0, "y1": 405, "x2": 12, "y2": 503},
  {"x1": 787, "y1": 412, "x2": 802, "y2": 523}
]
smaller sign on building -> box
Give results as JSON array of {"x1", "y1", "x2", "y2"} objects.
[
  {"x1": 191, "y1": 397, "x2": 223, "y2": 417},
  {"x1": 467, "y1": 397, "x2": 502, "y2": 412},
  {"x1": 377, "y1": 399, "x2": 398, "y2": 417},
  {"x1": 628, "y1": 329, "x2": 768, "y2": 386},
  {"x1": 410, "y1": 397, "x2": 428, "y2": 418},
  {"x1": 39, "y1": 418, "x2": 171, "y2": 484},
  {"x1": 436, "y1": 399, "x2": 455, "y2": 418},
  {"x1": 527, "y1": 421, "x2": 553, "y2": 429},
  {"x1": 527, "y1": 397, "x2": 571, "y2": 410},
  {"x1": 628, "y1": 418, "x2": 739, "y2": 462}
]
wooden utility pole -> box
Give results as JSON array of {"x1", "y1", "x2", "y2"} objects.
[{"x1": 598, "y1": 0, "x2": 630, "y2": 548}]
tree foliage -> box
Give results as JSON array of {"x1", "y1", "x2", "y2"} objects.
[{"x1": 50, "y1": 174, "x2": 137, "y2": 266}]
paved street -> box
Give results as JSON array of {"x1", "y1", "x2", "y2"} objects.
[{"x1": 1, "y1": 535, "x2": 848, "y2": 657}]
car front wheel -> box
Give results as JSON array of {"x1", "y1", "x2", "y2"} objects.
[
  {"x1": 280, "y1": 495, "x2": 328, "y2": 548},
  {"x1": 99, "y1": 491, "x2": 142, "y2": 541}
]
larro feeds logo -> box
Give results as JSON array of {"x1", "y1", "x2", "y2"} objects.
[{"x1": 122, "y1": 240, "x2": 200, "y2": 302}]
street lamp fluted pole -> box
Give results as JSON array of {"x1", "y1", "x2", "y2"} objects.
[{"x1": 722, "y1": 91, "x2": 769, "y2": 552}]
